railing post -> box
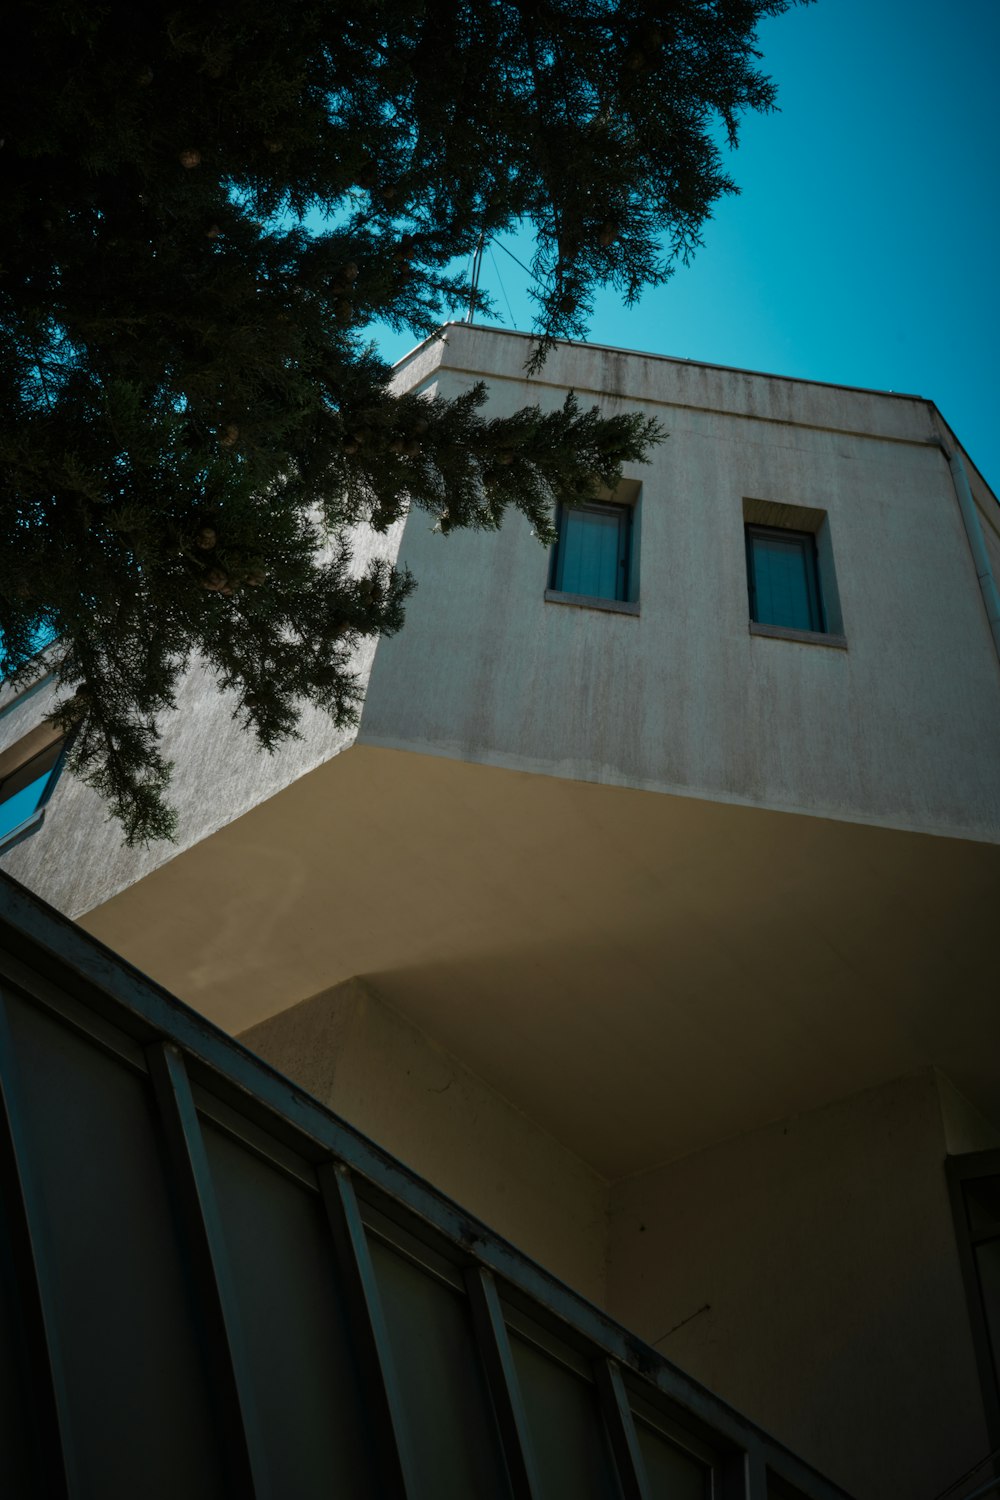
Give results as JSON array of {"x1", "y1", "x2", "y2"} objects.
[
  {"x1": 146, "y1": 1041, "x2": 268, "y2": 1498},
  {"x1": 747, "y1": 1447, "x2": 770, "y2": 1500},
  {"x1": 465, "y1": 1265, "x2": 542, "y2": 1500},
  {"x1": 317, "y1": 1162, "x2": 417, "y2": 1498},
  {"x1": 594, "y1": 1357, "x2": 652, "y2": 1500},
  {"x1": 0, "y1": 987, "x2": 76, "y2": 1497}
]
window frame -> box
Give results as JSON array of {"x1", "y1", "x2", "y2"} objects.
[
  {"x1": 741, "y1": 499, "x2": 846, "y2": 647},
  {"x1": 0, "y1": 733, "x2": 67, "y2": 851},
  {"x1": 744, "y1": 523, "x2": 826, "y2": 635},
  {"x1": 947, "y1": 1149, "x2": 1000, "y2": 1455},
  {"x1": 548, "y1": 498, "x2": 636, "y2": 609}
]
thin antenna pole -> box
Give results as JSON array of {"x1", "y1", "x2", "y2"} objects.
[{"x1": 466, "y1": 230, "x2": 485, "y2": 322}]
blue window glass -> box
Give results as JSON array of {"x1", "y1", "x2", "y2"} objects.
[
  {"x1": 746, "y1": 526, "x2": 824, "y2": 632},
  {"x1": 551, "y1": 502, "x2": 631, "y2": 601},
  {"x1": 0, "y1": 739, "x2": 63, "y2": 847}
]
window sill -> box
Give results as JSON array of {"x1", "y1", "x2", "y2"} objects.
[
  {"x1": 749, "y1": 621, "x2": 847, "y2": 650},
  {"x1": 544, "y1": 590, "x2": 640, "y2": 617}
]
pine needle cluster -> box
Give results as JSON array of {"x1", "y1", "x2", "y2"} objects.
[{"x1": 0, "y1": 0, "x2": 805, "y2": 842}]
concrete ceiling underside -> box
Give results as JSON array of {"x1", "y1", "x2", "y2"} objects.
[{"x1": 80, "y1": 744, "x2": 1000, "y2": 1178}]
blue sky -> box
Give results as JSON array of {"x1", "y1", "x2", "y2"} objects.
[{"x1": 371, "y1": 0, "x2": 1000, "y2": 494}]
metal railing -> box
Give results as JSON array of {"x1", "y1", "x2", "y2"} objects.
[{"x1": 0, "y1": 872, "x2": 854, "y2": 1500}]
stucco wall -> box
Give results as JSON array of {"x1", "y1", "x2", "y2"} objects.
[
  {"x1": 0, "y1": 520, "x2": 404, "y2": 917},
  {"x1": 605, "y1": 1071, "x2": 989, "y2": 1500},
  {"x1": 4, "y1": 328, "x2": 998, "y2": 921},
  {"x1": 364, "y1": 325, "x2": 1000, "y2": 843},
  {"x1": 241, "y1": 974, "x2": 609, "y2": 1304}
]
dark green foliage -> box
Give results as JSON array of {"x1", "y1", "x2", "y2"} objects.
[{"x1": 0, "y1": 0, "x2": 804, "y2": 842}]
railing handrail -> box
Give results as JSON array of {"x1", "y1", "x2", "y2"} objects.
[{"x1": 0, "y1": 869, "x2": 855, "y2": 1500}]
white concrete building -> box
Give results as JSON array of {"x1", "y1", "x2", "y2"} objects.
[{"x1": 3, "y1": 324, "x2": 1000, "y2": 1500}]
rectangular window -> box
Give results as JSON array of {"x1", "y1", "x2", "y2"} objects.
[
  {"x1": 550, "y1": 501, "x2": 632, "y2": 603},
  {"x1": 745, "y1": 525, "x2": 825, "y2": 634},
  {"x1": 0, "y1": 737, "x2": 64, "y2": 847}
]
